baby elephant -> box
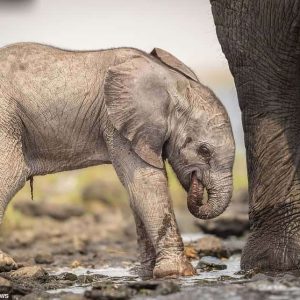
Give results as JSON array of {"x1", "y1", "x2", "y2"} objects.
[{"x1": 0, "y1": 43, "x2": 235, "y2": 278}]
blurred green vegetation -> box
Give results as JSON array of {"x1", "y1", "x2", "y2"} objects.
[{"x1": 3, "y1": 151, "x2": 247, "y2": 229}]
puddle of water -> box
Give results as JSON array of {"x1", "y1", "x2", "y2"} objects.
[
  {"x1": 47, "y1": 286, "x2": 90, "y2": 295},
  {"x1": 48, "y1": 255, "x2": 242, "y2": 295},
  {"x1": 51, "y1": 266, "x2": 136, "y2": 278},
  {"x1": 46, "y1": 256, "x2": 300, "y2": 299},
  {"x1": 181, "y1": 255, "x2": 242, "y2": 286},
  {"x1": 47, "y1": 266, "x2": 138, "y2": 295}
]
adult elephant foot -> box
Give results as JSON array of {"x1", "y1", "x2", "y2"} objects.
[
  {"x1": 241, "y1": 209, "x2": 300, "y2": 271},
  {"x1": 241, "y1": 227, "x2": 300, "y2": 271},
  {"x1": 153, "y1": 254, "x2": 196, "y2": 278},
  {"x1": 0, "y1": 251, "x2": 18, "y2": 272}
]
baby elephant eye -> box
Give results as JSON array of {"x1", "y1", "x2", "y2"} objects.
[{"x1": 198, "y1": 145, "x2": 211, "y2": 158}]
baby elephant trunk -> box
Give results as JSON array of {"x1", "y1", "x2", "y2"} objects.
[{"x1": 187, "y1": 171, "x2": 232, "y2": 219}]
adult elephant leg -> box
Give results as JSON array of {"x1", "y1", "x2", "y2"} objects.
[
  {"x1": 0, "y1": 130, "x2": 28, "y2": 271},
  {"x1": 210, "y1": 0, "x2": 300, "y2": 270},
  {"x1": 132, "y1": 212, "x2": 156, "y2": 278},
  {"x1": 105, "y1": 128, "x2": 196, "y2": 278}
]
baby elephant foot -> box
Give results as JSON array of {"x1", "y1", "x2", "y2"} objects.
[
  {"x1": 137, "y1": 258, "x2": 156, "y2": 279},
  {"x1": 137, "y1": 266, "x2": 154, "y2": 280},
  {"x1": 0, "y1": 251, "x2": 18, "y2": 272},
  {"x1": 153, "y1": 254, "x2": 196, "y2": 279}
]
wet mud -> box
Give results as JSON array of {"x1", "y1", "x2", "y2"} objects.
[{"x1": 1, "y1": 192, "x2": 300, "y2": 299}]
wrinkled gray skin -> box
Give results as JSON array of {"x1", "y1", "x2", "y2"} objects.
[
  {"x1": 0, "y1": 43, "x2": 235, "y2": 278},
  {"x1": 210, "y1": 0, "x2": 300, "y2": 271}
]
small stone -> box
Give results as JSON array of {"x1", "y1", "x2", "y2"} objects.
[
  {"x1": 34, "y1": 253, "x2": 54, "y2": 265},
  {"x1": 218, "y1": 275, "x2": 236, "y2": 281},
  {"x1": 71, "y1": 260, "x2": 81, "y2": 268},
  {"x1": 195, "y1": 236, "x2": 229, "y2": 258},
  {"x1": 184, "y1": 245, "x2": 198, "y2": 259},
  {"x1": 0, "y1": 276, "x2": 11, "y2": 293},
  {"x1": 62, "y1": 272, "x2": 78, "y2": 281},
  {"x1": 7, "y1": 231, "x2": 35, "y2": 249},
  {"x1": 196, "y1": 256, "x2": 227, "y2": 271},
  {"x1": 154, "y1": 281, "x2": 180, "y2": 296},
  {"x1": 9, "y1": 266, "x2": 48, "y2": 280},
  {"x1": 195, "y1": 212, "x2": 249, "y2": 238},
  {"x1": 78, "y1": 274, "x2": 107, "y2": 284},
  {"x1": 234, "y1": 268, "x2": 258, "y2": 279},
  {"x1": 128, "y1": 280, "x2": 180, "y2": 296},
  {"x1": 85, "y1": 285, "x2": 133, "y2": 300}
]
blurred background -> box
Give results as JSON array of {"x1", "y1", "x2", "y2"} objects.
[{"x1": 0, "y1": 0, "x2": 247, "y2": 238}]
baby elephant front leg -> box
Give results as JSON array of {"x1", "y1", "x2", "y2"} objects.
[
  {"x1": 129, "y1": 167, "x2": 196, "y2": 278},
  {"x1": 107, "y1": 139, "x2": 195, "y2": 277}
]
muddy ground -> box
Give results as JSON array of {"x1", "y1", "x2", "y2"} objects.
[{"x1": 0, "y1": 181, "x2": 300, "y2": 300}]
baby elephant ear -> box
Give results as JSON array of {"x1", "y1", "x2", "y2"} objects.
[
  {"x1": 104, "y1": 57, "x2": 169, "y2": 169},
  {"x1": 151, "y1": 48, "x2": 199, "y2": 82}
]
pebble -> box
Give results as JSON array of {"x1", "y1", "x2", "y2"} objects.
[
  {"x1": 71, "y1": 260, "x2": 81, "y2": 268},
  {"x1": 9, "y1": 266, "x2": 48, "y2": 280},
  {"x1": 184, "y1": 245, "x2": 198, "y2": 259},
  {"x1": 195, "y1": 236, "x2": 229, "y2": 258},
  {"x1": 34, "y1": 253, "x2": 54, "y2": 264},
  {"x1": 0, "y1": 277, "x2": 11, "y2": 293},
  {"x1": 196, "y1": 256, "x2": 227, "y2": 270}
]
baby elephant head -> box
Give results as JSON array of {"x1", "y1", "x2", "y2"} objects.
[{"x1": 104, "y1": 48, "x2": 235, "y2": 220}]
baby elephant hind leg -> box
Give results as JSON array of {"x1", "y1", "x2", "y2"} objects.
[{"x1": 0, "y1": 133, "x2": 28, "y2": 272}]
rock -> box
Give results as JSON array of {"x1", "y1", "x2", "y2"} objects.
[
  {"x1": 71, "y1": 260, "x2": 81, "y2": 268},
  {"x1": 195, "y1": 190, "x2": 249, "y2": 238},
  {"x1": 34, "y1": 253, "x2": 54, "y2": 264},
  {"x1": 195, "y1": 214, "x2": 249, "y2": 238},
  {"x1": 9, "y1": 266, "x2": 48, "y2": 281},
  {"x1": 77, "y1": 274, "x2": 107, "y2": 284},
  {"x1": 0, "y1": 276, "x2": 11, "y2": 293},
  {"x1": 234, "y1": 268, "x2": 258, "y2": 279},
  {"x1": 6, "y1": 231, "x2": 35, "y2": 249},
  {"x1": 128, "y1": 280, "x2": 180, "y2": 296},
  {"x1": 195, "y1": 236, "x2": 229, "y2": 258},
  {"x1": 85, "y1": 284, "x2": 134, "y2": 300},
  {"x1": 184, "y1": 245, "x2": 198, "y2": 259},
  {"x1": 14, "y1": 201, "x2": 84, "y2": 221},
  {"x1": 21, "y1": 291, "x2": 54, "y2": 299},
  {"x1": 196, "y1": 256, "x2": 227, "y2": 271},
  {"x1": 218, "y1": 275, "x2": 237, "y2": 281},
  {"x1": 0, "y1": 251, "x2": 19, "y2": 272},
  {"x1": 58, "y1": 272, "x2": 78, "y2": 281},
  {"x1": 85, "y1": 281, "x2": 180, "y2": 300}
]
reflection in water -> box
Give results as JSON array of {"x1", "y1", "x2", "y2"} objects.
[
  {"x1": 51, "y1": 266, "x2": 136, "y2": 278},
  {"x1": 183, "y1": 255, "x2": 241, "y2": 287}
]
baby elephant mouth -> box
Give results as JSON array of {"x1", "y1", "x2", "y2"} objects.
[{"x1": 187, "y1": 171, "x2": 230, "y2": 220}]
